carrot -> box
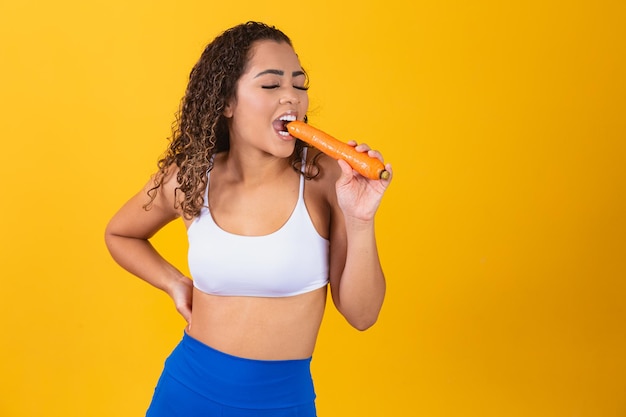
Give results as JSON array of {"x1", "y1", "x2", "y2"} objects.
[{"x1": 286, "y1": 121, "x2": 390, "y2": 180}]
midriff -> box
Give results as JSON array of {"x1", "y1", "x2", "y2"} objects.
[{"x1": 186, "y1": 285, "x2": 327, "y2": 360}]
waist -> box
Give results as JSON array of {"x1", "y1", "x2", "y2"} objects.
[
  {"x1": 188, "y1": 287, "x2": 326, "y2": 360},
  {"x1": 163, "y1": 331, "x2": 315, "y2": 408}
]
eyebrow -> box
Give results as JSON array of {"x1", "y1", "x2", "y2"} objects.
[{"x1": 254, "y1": 69, "x2": 306, "y2": 78}]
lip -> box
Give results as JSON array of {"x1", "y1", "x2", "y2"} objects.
[
  {"x1": 274, "y1": 128, "x2": 295, "y2": 141},
  {"x1": 272, "y1": 111, "x2": 298, "y2": 140},
  {"x1": 275, "y1": 111, "x2": 298, "y2": 122}
]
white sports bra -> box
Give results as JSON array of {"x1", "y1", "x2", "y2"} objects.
[{"x1": 187, "y1": 153, "x2": 330, "y2": 297}]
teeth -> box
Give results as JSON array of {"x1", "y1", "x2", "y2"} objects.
[
  {"x1": 278, "y1": 131, "x2": 290, "y2": 136},
  {"x1": 279, "y1": 114, "x2": 297, "y2": 122}
]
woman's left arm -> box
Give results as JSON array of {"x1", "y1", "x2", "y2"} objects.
[{"x1": 328, "y1": 144, "x2": 393, "y2": 330}]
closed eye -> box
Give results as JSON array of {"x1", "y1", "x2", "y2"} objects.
[{"x1": 262, "y1": 85, "x2": 309, "y2": 91}]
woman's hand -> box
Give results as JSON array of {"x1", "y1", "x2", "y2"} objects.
[
  {"x1": 167, "y1": 276, "x2": 194, "y2": 325},
  {"x1": 335, "y1": 141, "x2": 392, "y2": 222}
]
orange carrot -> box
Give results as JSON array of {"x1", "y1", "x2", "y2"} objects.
[{"x1": 286, "y1": 121, "x2": 390, "y2": 180}]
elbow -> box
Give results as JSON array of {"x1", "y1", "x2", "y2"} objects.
[
  {"x1": 103, "y1": 222, "x2": 116, "y2": 252},
  {"x1": 335, "y1": 286, "x2": 386, "y2": 331},
  {"x1": 353, "y1": 321, "x2": 376, "y2": 332},
  {"x1": 104, "y1": 220, "x2": 127, "y2": 256},
  {"x1": 338, "y1": 296, "x2": 385, "y2": 331},
  {"x1": 347, "y1": 313, "x2": 380, "y2": 331}
]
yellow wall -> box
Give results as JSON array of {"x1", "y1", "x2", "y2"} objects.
[{"x1": 1, "y1": 1, "x2": 625, "y2": 416}]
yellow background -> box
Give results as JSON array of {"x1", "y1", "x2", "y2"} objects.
[{"x1": 1, "y1": 1, "x2": 625, "y2": 416}]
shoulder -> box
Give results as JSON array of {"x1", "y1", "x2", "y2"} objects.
[
  {"x1": 147, "y1": 163, "x2": 185, "y2": 216},
  {"x1": 106, "y1": 164, "x2": 185, "y2": 239},
  {"x1": 305, "y1": 147, "x2": 341, "y2": 204},
  {"x1": 300, "y1": 148, "x2": 340, "y2": 239},
  {"x1": 158, "y1": 163, "x2": 182, "y2": 190},
  {"x1": 307, "y1": 147, "x2": 341, "y2": 184}
]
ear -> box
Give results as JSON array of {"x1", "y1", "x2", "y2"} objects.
[{"x1": 223, "y1": 101, "x2": 233, "y2": 118}]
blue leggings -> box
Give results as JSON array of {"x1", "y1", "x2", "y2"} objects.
[{"x1": 146, "y1": 332, "x2": 317, "y2": 417}]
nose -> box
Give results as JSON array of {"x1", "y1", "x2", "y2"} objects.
[{"x1": 279, "y1": 94, "x2": 300, "y2": 105}]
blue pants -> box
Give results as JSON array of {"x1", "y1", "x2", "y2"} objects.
[{"x1": 146, "y1": 332, "x2": 317, "y2": 417}]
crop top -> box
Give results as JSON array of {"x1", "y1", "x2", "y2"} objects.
[{"x1": 187, "y1": 153, "x2": 330, "y2": 297}]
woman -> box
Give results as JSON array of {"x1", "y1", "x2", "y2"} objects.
[{"x1": 105, "y1": 21, "x2": 392, "y2": 417}]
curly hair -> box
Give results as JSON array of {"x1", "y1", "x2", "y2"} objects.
[{"x1": 145, "y1": 21, "x2": 320, "y2": 219}]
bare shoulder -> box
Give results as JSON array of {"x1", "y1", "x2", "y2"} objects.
[
  {"x1": 145, "y1": 163, "x2": 184, "y2": 215},
  {"x1": 306, "y1": 147, "x2": 341, "y2": 199},
  {"x1": 302, "y1": 148, "x2": 342, "y2": 239},
  {"x1": 106, "y1": 164, "x2": 186, "y2": 239}
]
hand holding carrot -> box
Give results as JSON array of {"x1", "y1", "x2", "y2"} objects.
[
  {"x1": 286, "y1": 121, "x2": 392, "y2": 221},
  {"x1": 286, "y1": 121, "x2": 391, "y2": 180},
  {"x1": 336, "y1": 141, "x2": 392, "y2": 222}
]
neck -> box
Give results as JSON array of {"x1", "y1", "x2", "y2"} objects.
[{"x1": 221, "y1": 149, "x2": 293, "y2": 186}]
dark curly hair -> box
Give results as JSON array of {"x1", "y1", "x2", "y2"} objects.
[{"x1": 146, "y1": 21, "x2": 320, "y2": 219}]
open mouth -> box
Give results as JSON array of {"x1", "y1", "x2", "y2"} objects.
[{"x1": 273, "y1": 114, "x2": 297, "y2": 137}]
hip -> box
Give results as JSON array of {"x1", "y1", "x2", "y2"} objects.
[{"x1": 148, "y1": 331, "x2": 317, "y2": 412}]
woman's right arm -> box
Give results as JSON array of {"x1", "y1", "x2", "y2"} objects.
[{"x1": 104, "y1": 168, "x2": 193, "y2": 323}]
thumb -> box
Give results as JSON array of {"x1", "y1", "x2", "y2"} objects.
[{"x1": 179, "y1": 307, "x2": 192, "y2": 325}]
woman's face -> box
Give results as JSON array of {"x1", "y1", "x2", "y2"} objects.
[{"x1": 224, "y1": 40, "x2": 309, "y2": 158}]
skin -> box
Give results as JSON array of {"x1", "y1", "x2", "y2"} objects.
[{"x1": 105, "y1": 40, "x2": 392, "y2": 360}]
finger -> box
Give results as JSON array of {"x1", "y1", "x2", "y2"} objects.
[
  {"x1": 175, "y1": 297, "x2": 192, "y2": 323},
  {"x1": 367, "y1": 149, "x2": 384, "y2": 163},
  {"x1": 336, "y1": 159, "x2": 355, "y2": 185},
  {"x1": 179, "y1": 306, "x2": 192, "y2": 324},
  {"x1": 354, "y1": 143, "x2": 371, "y2": 153}
]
